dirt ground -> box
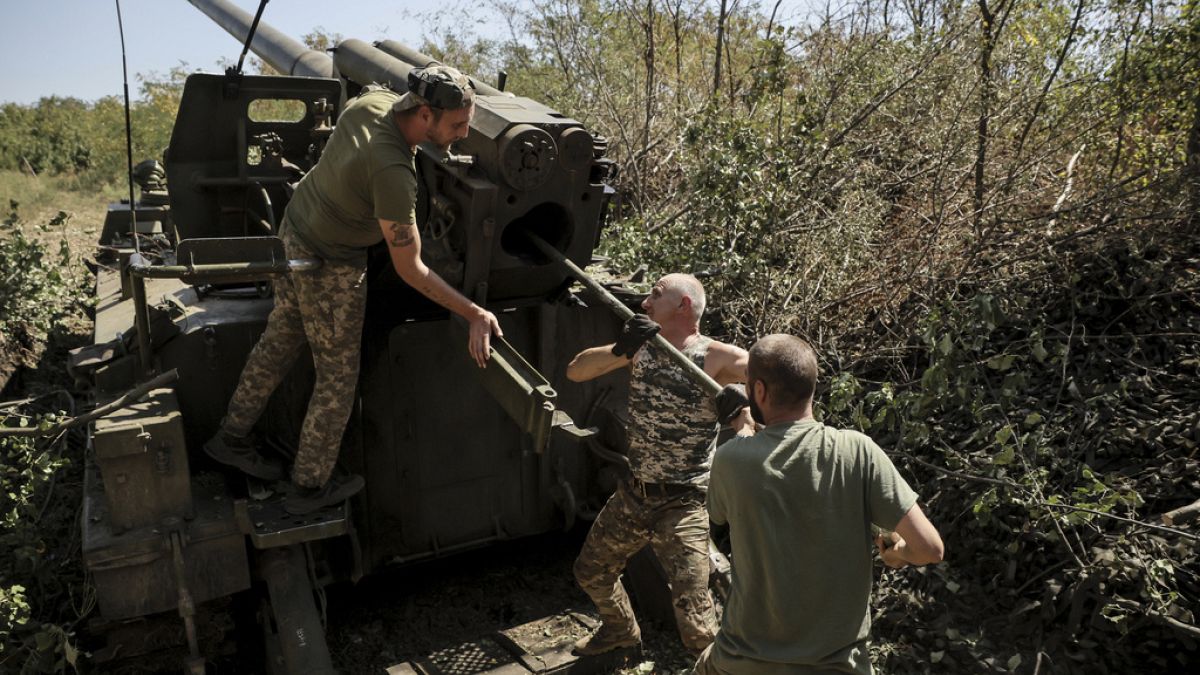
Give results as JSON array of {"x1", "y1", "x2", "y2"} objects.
[
  {"x1": 94, "y1": 529, "x2": 700, "y2": 674},
  {"x1": 321, "y1": 531, "x2": 698, "y2": 674}
]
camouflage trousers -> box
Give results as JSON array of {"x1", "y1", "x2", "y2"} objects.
[
  {"x1": 222, "y1": 225, "x2": 366, "y2": 488},
  {"x1": 691, "y1": 644, "x2": 725, "y2": 675},
  {"x1": 574, "y1": 479, "x2": 717, "y2": 654}
]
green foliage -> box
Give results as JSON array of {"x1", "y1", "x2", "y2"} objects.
[
  {"x1": 0, "y1": 430, "x2": 79, "y2": 673},
  {"x1": 819, "y1": 235, "x2": 1199, "y2": 671},
  {"x1": 1099, "y1": 0, "x2": 1200, "y2": 177},
  {"x1": 0, "y1": 204, "x2": 89, "y2": 371},
  {"x1": 430, "y1": 3, "x2": 1199, "y2": 666},
  {"x1": 0, "y1": 68, "x2": 185, "y2": 190},
  {"x1": 0, "y1": 206, "x2": 90, "y2": 672},
  {"x1": 0, "y1": 1, "x2": 1193, "y2": 671},
  {"x1": 459, "y1": 0, "x2": 1198, "y2": 351},
  {"x1": 0, "y1": 99, "x2": 93, "y2": 175},
  {"x1": 0, "y1": 585, "x2": 31, "y2": 646}
]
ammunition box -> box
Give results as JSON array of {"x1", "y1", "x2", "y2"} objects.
[
  {"x1": 82, "y1": 462, "x2": 250, "y2": 621},
  {"x1": 92, "y1": 388, "x2": 193, "y2": 531}
]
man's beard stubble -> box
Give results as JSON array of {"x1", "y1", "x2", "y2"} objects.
[{"x1": 748, "y1": 390, "x2": 765, "y2": 425}]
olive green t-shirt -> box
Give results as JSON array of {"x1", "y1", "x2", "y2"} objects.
[
  {"x1": 707, "y1": 420, "x2": 918, "y2": 675},
  {"x1": 284, "y1": 88, "x2": 417, "y2": 264}
]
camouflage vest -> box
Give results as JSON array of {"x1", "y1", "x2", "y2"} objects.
[{"x1": 627, "y1": 335, "x2": 719, "y2": 485}]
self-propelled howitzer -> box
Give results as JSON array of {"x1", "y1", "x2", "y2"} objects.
[{"x1": 79, "y1": 1, "x2": 640, "y2": 672}]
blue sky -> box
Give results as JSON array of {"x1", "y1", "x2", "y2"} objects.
[
  {"x1": 0, "y1": 0, "x2": 813, "y2": 105},
  {"x1": 0, "y1": 0, "x2": 508, "y2": 104}
]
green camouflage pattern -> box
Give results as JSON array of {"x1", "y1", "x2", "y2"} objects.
[
  {"x1": 222, "y1": 223, "x2": 367, "y2": 487},
  {"x1": 574, "y1": 480, "x2": 717, "y2": 654},
  {"x1": 628, "y1": 336, "x2": 719, "y2": 485}
]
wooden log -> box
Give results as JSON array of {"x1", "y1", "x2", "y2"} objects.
[{"x1": 1161, "y1": 498, "x2": 1200, "y2": 526}]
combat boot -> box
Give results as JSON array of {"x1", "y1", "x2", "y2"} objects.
[
  {"x1": 283, "y1": 474, "x2": 366, "y2": 515},
  {"x1": 573, "y1": 622, "x2": 641, "y2": 656},
  {"x1": 204, "y1": 431, "x2": 286, "y2": 481}
]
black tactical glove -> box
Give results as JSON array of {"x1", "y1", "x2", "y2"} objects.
[
  {"x1": 611, "y1": 314, "x2": 660, "y2": 357},
  {"x1": 716, "y1": 383, "x2": 750, "y2": 425}
]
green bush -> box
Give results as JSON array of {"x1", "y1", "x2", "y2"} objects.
[
  {"x1": 0, "y1": 204, "x2": 90, "y2": 673},
  {"x1": 0, "y1": 69, "x2": 184, "y2": 191},
  {"x1": 818, "y1": 234, "x2": 1200, "y2": 672},
  {"x1": 0, "y1": 430, "x2": 80, "y2": 674},
  {"x1": 0, "y1": 204, "x2": 88, "y2": 370}
]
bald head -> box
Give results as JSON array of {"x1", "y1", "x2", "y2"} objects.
[
  {"x1": 748, "y1": 334, "x2": 818, "y2": 409},
  {"x1": 661, "y1": 273, "x2": 706, "y2": 321}
]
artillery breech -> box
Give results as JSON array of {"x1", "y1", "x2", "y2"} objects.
[{"x1": 525, "y1": 234, "x2": 721, "y2": 397}]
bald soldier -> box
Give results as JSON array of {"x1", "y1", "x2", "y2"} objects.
[{"x1": 566, "y1": 274, "x2": 753, "y2": 656}]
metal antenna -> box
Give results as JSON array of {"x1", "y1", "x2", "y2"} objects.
[
  {"x1": 232, "y1": 0, "x2": 271, "y2": 76},
  {"x1": 114, "y1": 0, "x2": 140, "y2": 254}
]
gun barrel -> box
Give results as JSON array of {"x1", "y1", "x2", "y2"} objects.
[
  {"x1": 334, "y1": 39, "x2": 505, "y2": 97},
  {"x1": 330, "y1": 39, "x2": 416, "y2": 93},
  {"x1": 188, "y1": 0, "x2": 504, "y2": 95},
  {"x1": 186, "y1": 0, "x2": 334, "y2": 78},
  {"x1": 374, "y1": 40, "x2": 441, "y2": 70},
  {"x1": 374, "y1": 41, "x2": 504, "y2": 96}
]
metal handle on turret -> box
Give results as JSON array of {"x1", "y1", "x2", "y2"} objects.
[{"x1": 524, "y1": 233, "x2": 721, "y2": 397}]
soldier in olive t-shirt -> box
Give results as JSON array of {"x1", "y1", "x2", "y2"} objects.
[
  {"x1": 207, "y1": 68, "x2": 503, "y2": 517},
  {"x1": 285, "y1": 88, "x2": 417, "y2": 263},
  {"x1": 695, "y1": 335, "x2": 944, "y2": 675},
  {"x1": 707, "y1": 422, "x2": 917, "y2": 674}
]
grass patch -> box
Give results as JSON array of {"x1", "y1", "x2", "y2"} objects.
[{"x1": 0, "y1": 171, "x2": 119, "y2": 266}]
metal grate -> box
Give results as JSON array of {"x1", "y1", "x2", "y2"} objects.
[{"x1": 426, "y1": 638, "x2": 512, "y2": 674}]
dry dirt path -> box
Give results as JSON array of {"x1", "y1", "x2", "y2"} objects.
[{"x1": 321, "y1": 529, "x2": 696, "y2": 674}]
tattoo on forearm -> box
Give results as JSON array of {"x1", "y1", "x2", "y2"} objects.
[{"x1": 389, "y1": 223, "x2": 416, "y2": 247}]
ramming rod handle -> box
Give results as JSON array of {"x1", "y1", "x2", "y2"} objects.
[{"x1": 525, "y1": 234, "x2": 722, "y2": 397}]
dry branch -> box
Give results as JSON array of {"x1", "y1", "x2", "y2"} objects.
[{"x1": 0, "y1": 369, "x2": 180, "y2": 438}]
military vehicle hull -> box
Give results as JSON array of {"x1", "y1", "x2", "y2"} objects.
[{"x1": 78, "y1": 2, "x2": 637, "y2": 671}]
